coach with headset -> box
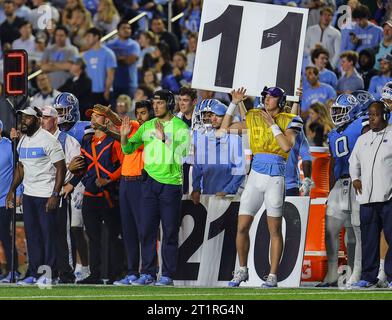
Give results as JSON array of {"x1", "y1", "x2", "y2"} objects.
[
  {"x1": 120, "y1": 89, "x2": 190, "y2": 286},
  {"x1": 349, "y1": 101, "x2": 392, "y2": 288}
]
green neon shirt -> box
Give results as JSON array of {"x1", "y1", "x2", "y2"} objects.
[{"x1": 121, "y1": 117, "x2": 190, "y2": 185}]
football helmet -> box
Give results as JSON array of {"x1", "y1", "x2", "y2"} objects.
[
  {"x1": 381, "y1": 81, "x2": 392, "y2": 102},
  {"x1": 330, "y1": 94, "x2": 360, "y2": 127},
  {"x1": 191, "y1": 99, "x2": 227, "y2": 131},
  {"x1": 53, "y1": 92, "x2": 80, "y2": 124},
  {"x1": 351, "y1": 90, "x2": 375, "y2": 117}
]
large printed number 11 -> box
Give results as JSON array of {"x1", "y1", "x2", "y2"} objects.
[{"x1": 202, "y1": 5, "x2": 302, "y2": 92}]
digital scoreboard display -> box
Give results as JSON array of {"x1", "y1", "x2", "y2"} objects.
[{"x1": 3, "y1": 50, "x2": 28, "y2": 97}]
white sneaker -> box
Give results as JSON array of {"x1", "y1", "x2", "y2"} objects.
[
  {"x1": 228, "y1": 268, "x2": 249, "y2": 287},
  {"x1": 75, "y1": 267, "x2": 90, "y2": 282},
  {"x1": 262, "y1": 274, "x2": 278, "y2": 288},
  {"x1": 346, "y1": 271, "x2": 361, "y2": 288},
  {"x1": 377, "y1": 269, "x2": 388, "y2": 288}
]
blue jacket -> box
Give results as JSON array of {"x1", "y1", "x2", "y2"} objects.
[{"x1": 192, "y1": 130, "x2": 245, "y2": 194}]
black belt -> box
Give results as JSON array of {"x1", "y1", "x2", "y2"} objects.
[
  {"x1": 340, "y1": 174, "x2": 350, "y2": 179},
  {"x1": 121, "y1": 175, "x2": 142, "y2": 181}
]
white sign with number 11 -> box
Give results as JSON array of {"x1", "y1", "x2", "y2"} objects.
[{"x1": 192, "y1": 0, "x2": 308, "y2": 100}]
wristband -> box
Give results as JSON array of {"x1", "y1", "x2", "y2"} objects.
[
  {"x1": 270, "y1": 124, "x2": 282, "y2": 137},
  {"x1": 226, "y1": 102, "x2": 238, "y2": 116}
]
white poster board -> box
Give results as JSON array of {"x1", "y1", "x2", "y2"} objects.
[
  {"x1": 192, "y1": 0, "x2": 308, "y2": 100},
  {"x1": 174, "y1": 196, "x2": 310, "y2": 287}
]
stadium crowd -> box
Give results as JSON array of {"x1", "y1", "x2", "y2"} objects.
[{"x1": 0, "y1": 0, "x2": 391, "y2": 288}]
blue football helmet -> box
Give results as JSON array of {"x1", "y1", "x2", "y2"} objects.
[
  {"x1": 330, "y1": 94, "x2": 360, "y2": 127},
  {"x1": 351, "y1": 90, "x2": 375, "y2": 117},
  {"x1": 191, "y1": 99, "x2": 227, "y2": 131},
  {"x1": 54, "y1": 92, "x2": 80, "y2": 124},
  {"x1": 381, "y1": 81, "x2": 392, "y2": 101}
]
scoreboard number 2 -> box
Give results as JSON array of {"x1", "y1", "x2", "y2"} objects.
[{"x1": 4, "y1": 49, "x2": 28, "y2": 97}]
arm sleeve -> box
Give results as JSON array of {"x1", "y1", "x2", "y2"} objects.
[
  {"x1": 223, "y1": 135, "x2": 245, "y2": 194},
  {"x1": 328, "y1": 86, "x2": 337, "y2": 100},
  {"x1": 331, "y1": 31, "x2": 341, "y2": 68},
  {"x1": 107, "y1": 47, "x2": 118, "y2": 69},
  {"x1": 349, "y1": 139, "x2": 361, "y2": 181},
  {"x1": 46, "y1": 138, "x2": 65, "y2": 164},
  {"x1": 299, "y1": 134, "x2": 312, "y2": 161},
  {"x1": 192, "y1": 163, "x2": 203, "y2": 192},
  {"x1": 109, "y1": 141, "x2": 124, "y2": 182},
  {"x1": 368, "y1": 77, "x2": 377, "y2": 96},
  {"x1": 288, "y1": 116, "x2": 304, "y2": 133},
  {"x1": 121, "y1": 123, "x2": 145, "y2": 154},
  {"x1": 174, "y1": 126, "x2": 190, "y2": 160},
  {"x1": 340, "y1": 29, "x2": 353, "y2": 52}
]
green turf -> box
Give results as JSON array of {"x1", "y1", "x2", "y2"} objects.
[{"x1": 0, "y1": 285, "x2": 391, "y2": 300}]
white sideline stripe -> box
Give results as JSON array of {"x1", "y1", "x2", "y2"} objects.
[{"x1": 1, "y1": 291, "x2": 392, "y2": 299}]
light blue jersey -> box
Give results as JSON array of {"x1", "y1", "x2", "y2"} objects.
[
  {"x1": 327, "y1": 117, "x2": 365, "y2": 179},
  {"x1": 192, "y1": 130, "x2": 245, "y2": 194}
]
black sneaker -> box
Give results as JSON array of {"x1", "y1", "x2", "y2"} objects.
[
  {"x1": 76, "y1": 275, "x2": 104, "y2": 285},
  {"x1": 315, "y1": 280, "x2": 338, "y2": 287},
  {"x1": 58, "y1": 273, "x2": 76, "y2": 284}
]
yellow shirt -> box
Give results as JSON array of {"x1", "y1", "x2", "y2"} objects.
[{"x1": 245, "y1": 110, "x2": 297, "y2": 161}]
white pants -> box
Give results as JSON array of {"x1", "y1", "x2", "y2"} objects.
[
  {"x1": 326, "y1": 178, "x2": 360, "y2": 227},
  {"x1": 239, "y1": 170, "x2": 285, "y2": 218},
  {"x1": 70, "y1": 182, "x2": 85, "y2": 228}
]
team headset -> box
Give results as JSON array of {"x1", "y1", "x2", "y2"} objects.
[
  {"x1": 381, "y1": 101, "x2": 391, "y2": 121},
  {"x1": 261, "y1": 86, "x2": 286, "y2": 109}
]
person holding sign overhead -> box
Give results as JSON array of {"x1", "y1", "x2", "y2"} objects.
[{"x1": 219, "y1": 87, "x2": 303, "y2": 288}]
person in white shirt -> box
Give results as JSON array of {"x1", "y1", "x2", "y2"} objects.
[
  {"x1": 304, "y1": 7, "x2": 341, "y2": 69},
  {"x1": 30, "y1": 72, "x2": 61, "y2": 108},
  {"x1": 6, "y1": 106, "x2": 66, "y2": 285},
  {"x1": 12, "y1": 20, "x2": 35, "y2": 53},
  {"x1": 40, "y1": 105, "x2": 81, "y2": 284},
  {"x1": 349, "y1": 101, "x2": 392, "y2": 289}
]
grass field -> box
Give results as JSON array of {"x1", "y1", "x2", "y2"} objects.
[{"x1": 0, "y1": 285, "x2": 391, "y2": 300}]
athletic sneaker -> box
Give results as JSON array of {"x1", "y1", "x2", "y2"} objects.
[
  {"x1": 155, "y1": 276, "x2": 174, "y2": 286},
  {"x1": 58, "y1": 273, "x2": 76, "y2": 284},
  {"x1": 0, "y1": 271, "x2": 21, "y2": 283},
  {"x1": 388, "y1": 281, "x2": 392, "y2": 289},
  {"x1": 315, "y1": 281, "x2": 338, "y2": 288},
  {"x1": 76, "y1": 275, "x2": 104, "y2": 285},
  {"x1": 132, "y1": 274, "x2": 155, "y2": 286},
  {"x1": 17, "y1": 276, "x2": 37, "y2": 285},
  {"x1": 113, "y1": 274, "x2": 138, "y2": 286},
  {"x1": 228, "y1": 268, "x2": 249, "y2": 287},
  {"x1": 261, "y1": 274, "x2": 278, "y2": 288},
  {"x1": 75, "y1": 267, "x2": 90, "y2": 282},
  {"x1": 351, "y1": 280, "x2": 377, "y2": 289}
]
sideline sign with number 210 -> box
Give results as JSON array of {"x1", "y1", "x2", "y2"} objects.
[{"x1": 192, "y1": 0, "x2": 308, "y2": 100}]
